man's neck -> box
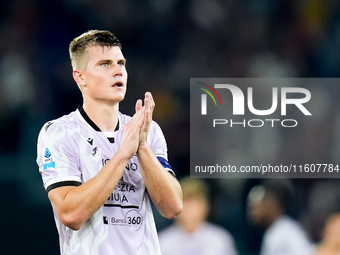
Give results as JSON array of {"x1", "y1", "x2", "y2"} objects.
[{"x1": 82, "y1": 99, "x2": 119, "y2": 132}]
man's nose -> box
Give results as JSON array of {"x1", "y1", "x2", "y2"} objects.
[{"x1": 113, "y1": 65, "x2": 123, "y2": 77}]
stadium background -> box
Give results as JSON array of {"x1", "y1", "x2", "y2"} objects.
[{"x1": 1, "y1": 0, "x2": 340, "y2": 254}]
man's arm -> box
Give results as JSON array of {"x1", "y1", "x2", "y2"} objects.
[
  {"x1": 48, "y1": 106, "x2": 145, "y2": 230},
  {"x1": 136, "y1": 92, "x2": 183, "y2": 219},
  {"x1": 137, "y1": 143, "x2": 183, "y2": 219}
]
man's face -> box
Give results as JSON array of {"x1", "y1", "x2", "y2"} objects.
[
  {"x1": 247, "y1": 186, "x2": 272, "y2": 227},
  {"x1": 79, "y1": 45, "x2": 127, "y2": 104},
  {"x1": 177, "y1": 197, "x2": 208, "y2": 233},
  {"x1": 248, "y1": 198, "x2": 269, "y2": 225}
]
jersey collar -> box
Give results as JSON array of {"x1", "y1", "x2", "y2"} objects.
[{"x1": 77, "y1": 105, "x2": 120, "y2": 132}]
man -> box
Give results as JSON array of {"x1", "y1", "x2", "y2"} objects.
[
  {"x1": 159, "y1": 177, "x2": 238, "y2": 255},
  {"x1": 247, "y1": 179, "x2": 313, "y2": 255},
  {"x1": 36, "y1": 30, "x2": 183, "y2": 255}
]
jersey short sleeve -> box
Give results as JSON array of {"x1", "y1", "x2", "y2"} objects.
[
  {"x1": 148, "y1": 121, "x2": 175, "y2": 176},
  {"x1": 36, "y1": 119, "x2": 82, "y2": 193}
]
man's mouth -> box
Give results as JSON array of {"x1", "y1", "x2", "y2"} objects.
[{"x1": 112, "y1": 81, "x2": 123, "y2": 87}]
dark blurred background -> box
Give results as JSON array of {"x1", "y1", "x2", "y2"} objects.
[{"x1": 1, "y1": 0, "x2": 340, "y2": 254}]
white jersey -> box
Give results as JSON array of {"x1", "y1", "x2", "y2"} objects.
[
  {"x1": 261, "y1": 215, "x2": 314, "y2": 255},
  {"x1": 158, "y1": 222, "x2": 238, "y2": 255},
  {"x1": 36, "y1": 106, "x2": 174, "y2": 255}
]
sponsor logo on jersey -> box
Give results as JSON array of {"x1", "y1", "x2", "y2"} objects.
[
  {"x1": 102, "y1": 158, "x2": 139, "y2": 172},
  {"x1": 44, "y1": 121, "x2": 54, "y2": 132},
  {"x1": 44, "y1": 147, "x2": 51, "y2": 158},
  {"x1": 103, "y1": 210, "x2": 143, "y2": 231},
  {"x1": 92, "y1": 147, "x2": 98, "y2": 156},
  {"x1": 87, "y1": 137, "x2": 93, "y2": 145},
  {"x1": 43, "y1": 147, "x2": 55, "y2": 170}
]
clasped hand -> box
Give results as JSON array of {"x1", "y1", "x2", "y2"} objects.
[{"x1": 120, "y1": 92, "x2": 155, "y2": 159}]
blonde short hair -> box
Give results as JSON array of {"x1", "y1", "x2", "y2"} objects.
[
  {"x1": 180, "y1": 177, "x2": 209, "y2": 201},
  {"x1": 69, "y1": 30, "x2": 121, "y2": 69}
]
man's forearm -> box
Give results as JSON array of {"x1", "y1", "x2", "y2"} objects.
[
  {"x1": 137, "y1": 143, "x2": 183, "y2": 219},
  {"x1": 48, "y1": 150, "x2": 129, "y2": 230}
]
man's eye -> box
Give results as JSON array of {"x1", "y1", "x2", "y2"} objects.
[
  {"x1": 101, "y1": 63, "x2": 108, "y2": 67},
  {"x1": 118, "y1": 62, "x2": 125, "y2": 66}
]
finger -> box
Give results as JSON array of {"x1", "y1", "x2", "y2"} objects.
[
  {"x1": 143, "y1": 108, "x2": 151, "y2": 130},
  {"x1": 147, "y1": 92, "x2": 155, "y2": 109},
  {"x1": 136, "y1": 112, "x2": 145, "y2": 128},
  {"x1": 135, "y1": 99, "x2": 143, "y2": 113},
  {"x1": 143, "y1": 96, "x2": 152, "y2": 124},
  {"x1": 134, "y1": 106, "x2": 145, "y2": 121},
  {"x1": 145, "y1": 92, "x2": 155, "y2": 112},
  {"x1": 144, "y1": 94, "x2": 150, "y2": 112},
  {"x1": 129, "y1": 106, "x2": 145, "y2": 127},
  {"x1": 126, "y1": 112, "x2": 145, "y2": 136}
]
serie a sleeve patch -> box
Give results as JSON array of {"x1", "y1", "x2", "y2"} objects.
[{"x1": 43, "y1": 147, "x2": 56, "y2": 170}]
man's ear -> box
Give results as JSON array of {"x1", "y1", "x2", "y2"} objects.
[{"x1": 73, "y1": 69, "x2": 86, "y2": 88}]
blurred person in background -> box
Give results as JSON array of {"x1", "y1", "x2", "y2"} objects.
[
  {"x1": 36, "y1": 30, "x2": 182, "y2": 255},
  {"x1": 158, "y1": 177, "x2": 238, "y2": 255},
  {"x1": 315, "y1": 213, "x2": 340, "y2": 255},
  {"x1": 247, "y1": 179, "x2": 314, "y2": 255}
]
